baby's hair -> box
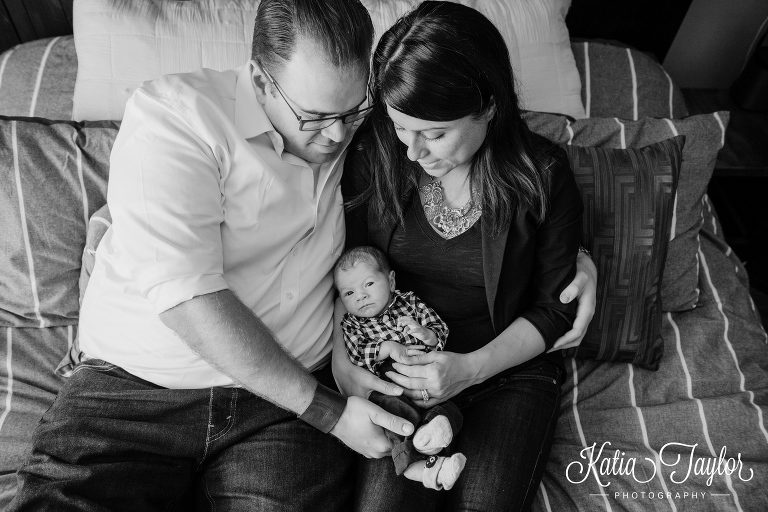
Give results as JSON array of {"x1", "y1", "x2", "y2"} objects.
[{"x1": 333, "y1": 246, "x2": 391, "y2": 286}]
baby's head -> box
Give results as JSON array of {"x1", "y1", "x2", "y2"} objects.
[{"x1": 334, "y1": 246, "x2": 396, "y2": 318}]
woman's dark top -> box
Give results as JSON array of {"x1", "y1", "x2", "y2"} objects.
[
  {"x1": 390, "y1": 199, "x2": 496, "y2": 356},
  {"x1": 342, "y1": 131, "x2": 584, "y2": 379}
]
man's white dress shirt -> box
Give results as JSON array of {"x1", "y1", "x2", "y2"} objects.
[{"x1": 78, "y1": 64, "x2": 348, "y2": 388}]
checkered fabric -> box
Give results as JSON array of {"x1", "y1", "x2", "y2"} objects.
[{"x1": 342, "y1": 290, "x2": 448, "y2": 374}]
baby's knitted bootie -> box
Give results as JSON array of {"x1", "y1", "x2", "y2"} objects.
[
  {"x1": 413, "y1": 415, "x2": 453, "y2": 455},
  {"x1": 421, "y1": 453, "x2": 467, "y2": 491}
]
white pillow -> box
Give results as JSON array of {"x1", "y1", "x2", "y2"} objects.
[{"x1": 72, "y1": 0, "x2": 585, "y2": 121}]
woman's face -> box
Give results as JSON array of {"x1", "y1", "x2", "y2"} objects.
[{"x1": 386, "y1": 104, "x2": 494, "y2": 180}]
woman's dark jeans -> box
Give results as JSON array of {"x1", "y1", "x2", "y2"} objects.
[
  {"x1": 9, "y1": 359, "x2": 355, "y2": 512},
  {"x1": 354, "y1": 360, "x2": 563, "y2": 512}
]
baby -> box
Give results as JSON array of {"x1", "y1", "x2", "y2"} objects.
[{"x1": 334, "y1": 246, "x2": 466, "y2": 491}]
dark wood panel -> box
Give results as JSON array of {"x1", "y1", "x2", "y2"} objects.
[
  {"x1": 22, "y1": 0, "x2": 72, "y2": 38},
  {"x1": 566, "y1": 0, "x2": 694, "y2": 62},
  {"x1": 1, "y1": 0, "x2": 36, "y2": 43},
  {"x1": 0, "y1": 1, "x2": 21, "y2": 53}
]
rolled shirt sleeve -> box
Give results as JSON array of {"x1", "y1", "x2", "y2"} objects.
[{"x1": 108, "y1": 86, "x2": 230, "y2": 314}]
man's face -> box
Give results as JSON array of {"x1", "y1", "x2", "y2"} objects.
[{"x1": 253, "y1": 39, "x2": 369, "y2": 166}]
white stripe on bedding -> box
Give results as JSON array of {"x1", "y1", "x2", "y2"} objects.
[
  {"x1": 0, "y1": 48, "x2": 15, "y2": 92},
  {"x1": 626, "y1": 48, "x2": 638, "y2": 120},
  {"x1": 664, "y1": 120, "x2": 679, "y2": 241},
  {"x1": 613, "y1": 119, "x2": 626, "y2": 149},
  {"x1": 565, "y1": 118, "x2": 574, "y2": 145},
  {"x1": 538, "y1": 482, "x2": 553, "y2": 512},
  {"x1": 713, "y1": 112, "x2": 726, "y2": 147},
  {"x1": 29, "y1": 36, "x2": 61, "y2": 117},
  {"x1": 667, "y1": 312, "x2": 744, "y2": 509},
  {"x1": 74, "y1": 131, "x2": 89, "y2": 227},
  {"x1": 627, "y1": 365, "x2": 677, "y2": 511},
  {"x1": 583, "y1": 42, "x2": 591, "y2": 118},
  {"x1": 667, "y1": 313, "x2": 716, "y2": 455},
  {"x1": 0, "y1": 329, "x2": 13, "y2": 433},
  {"x1": 570, "y1": 358, "x2": 612, "y2": 511},
  {"x1": 12, "y1": 121, "x2": 46, "y2": 328},
  {"x1": 699, "y1": 248, "x2": 768, "y2": 446},
  {"x1": 663, "y1": 69, "x2": 675, "y2": 118},
  {"x1": 702, "y1": 194, "x2": 717, "y2": 236}
]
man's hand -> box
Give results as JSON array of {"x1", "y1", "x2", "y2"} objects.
[
  {"x1": 397, "y1": 316, "x2": 438, "y2": 346},
  {"x1": 549, "y1": 251, "x2": 597, "y2": 352},
  {"x1": 329, "y1": 396, "x2": 414, "y2": 458}
]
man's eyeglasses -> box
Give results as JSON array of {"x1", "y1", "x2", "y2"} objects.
[{"x1": 261, "y1": 67, "x2": 374, "y2": 132}]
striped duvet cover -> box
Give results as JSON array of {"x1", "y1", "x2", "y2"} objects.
[{"x1": 1, "y1": 35, "x2": 767, "y2": 512}]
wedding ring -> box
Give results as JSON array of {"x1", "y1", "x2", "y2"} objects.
[{"x1": 421, "y1": 389, "x2": 430, "y2": 403}]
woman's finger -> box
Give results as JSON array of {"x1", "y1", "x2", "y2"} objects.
[
  {"x1": 389, "y1": 349, "x2": 437, "y2": 366},
  {"x1": 390, "y1": 362, "x2": 428, "y2": 378},
  {"x1": 384, "y1": 371, "x2": 427, "y2": 391}
]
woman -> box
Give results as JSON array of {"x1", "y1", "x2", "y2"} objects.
[{"x1": 334, "y1": 2, "x2": 589, "y2": 511}]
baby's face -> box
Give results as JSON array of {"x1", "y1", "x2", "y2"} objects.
[{"x1": 337, "y1": 263, "x2": 395, "y2": 318}]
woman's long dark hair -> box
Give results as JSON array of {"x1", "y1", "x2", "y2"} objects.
[{"x1": 352, "y1": 1, "x2": 553, "y2": 235}]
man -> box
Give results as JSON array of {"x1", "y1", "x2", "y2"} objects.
[{"x1": 11, "y1": 0, "x2": 595, "y2": 510}]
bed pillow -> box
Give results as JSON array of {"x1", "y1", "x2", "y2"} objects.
[
  {"x1": 564, "y1": 136, "x2": 685, "y2": 370},
  {"x1": 0, "y1": 117, "x2": 118, "y2": 328},
  {"x1": 0, "y1": 36, "x2": 77, "y2": 120},
  {"x1": 524, "y1": 110, "x2": 729, "y2": 311},
  {"x1": 570, "y1": 39, "x2": 689, "y2": 119},
  {"x1": 71, "y1": 0, "x2": 585, "y2": 121}
]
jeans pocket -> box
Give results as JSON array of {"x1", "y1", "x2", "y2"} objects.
[{"x1": 69, "y1": 359, "x2": 117, "y2": 377}]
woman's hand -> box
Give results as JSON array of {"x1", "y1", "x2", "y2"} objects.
[
  {"x1": 549, "y1": 251, "x2": 598, "y2": 352},
  {"x1": 385, "y1": 349, "x2": 479, "y2": 408}
]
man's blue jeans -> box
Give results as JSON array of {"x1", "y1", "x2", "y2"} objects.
[
  {"x1": 354, "y1": 359, "x2": 563, "y2": 512},
  {"x1": 9, "y1": 359, "x2": 355, "y2": 511}
]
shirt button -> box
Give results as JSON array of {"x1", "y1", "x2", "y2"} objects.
[{"x1": 286, "y1": 293, "x2": 294, "y2": 300}]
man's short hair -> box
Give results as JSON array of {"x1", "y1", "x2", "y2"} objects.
[
  {"x1": 252, "y1": 0, "x2": 374, "y2": 73},
  {"x1": 333, "y1": 246, "x2": 391, "y2": 286}
]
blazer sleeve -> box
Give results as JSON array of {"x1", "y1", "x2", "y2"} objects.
[{"x1": 519, "y1": 145, "x2": 584, "y2": 350}]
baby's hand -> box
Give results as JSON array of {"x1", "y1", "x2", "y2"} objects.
[
  {"x1": 377, "y1": 339, "x2": 424, "y2": 361},
  {"x1": 397, "y1": 317, "x2": 438, "y2": 346}
]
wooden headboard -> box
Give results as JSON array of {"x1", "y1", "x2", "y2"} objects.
[{"x1": 0, "y1": 0, "x2": 694, "y2": 61}]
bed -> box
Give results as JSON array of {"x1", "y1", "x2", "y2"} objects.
[{"x1": 0, "y1": 1, "x2": 767, "y2": 511}]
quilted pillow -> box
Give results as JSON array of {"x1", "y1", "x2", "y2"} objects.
[
  {"x1": 570, "y1": 39, "x2": 689, "y2": 119},
  {"x1": 0, "y1": 117, "x2": 118, "y2": 327},
  {"x1": 524, "y1": 110, "x2": 729, "y2": 311},
  {"x1": 72, "y1": 0, "x2": 584, "y2": 121},
  {"x1": 564, "y1": 136, "x2": 685, "y2": 369},
  {"x1": 0, "y1": 36, "x2": 77, "y2": 120}
]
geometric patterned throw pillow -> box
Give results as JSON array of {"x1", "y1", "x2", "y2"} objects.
[{"x1": 563, "y1": 136, "x2": 685, "y2": 369}]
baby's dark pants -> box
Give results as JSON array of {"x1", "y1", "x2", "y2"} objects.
[{"x1": 369, "y1": 359, "x2": 463, "y2": 475}]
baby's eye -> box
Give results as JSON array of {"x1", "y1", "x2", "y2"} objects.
[
  {"x1": 344, "y1": 290, "x2": 353, "y2": 296},
  {"x1": 364, "y1": 282, "x2": 374, "y2": 287}
]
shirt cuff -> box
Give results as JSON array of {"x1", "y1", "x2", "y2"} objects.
[{"x1": 298, "y1": 383, "x2": 347, "y2": 433}]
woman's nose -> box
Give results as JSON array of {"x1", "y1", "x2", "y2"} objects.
[{"x1": 406, "y1": 137, "x2": 427, "y2": 162}]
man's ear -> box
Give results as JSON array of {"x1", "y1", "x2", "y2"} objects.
[
  {"x1": 250, "y1": 60, "x2": 271, "y2": 105},
  {"x1": 389, "y1": 270, "x2": 396, "y2": 292}
]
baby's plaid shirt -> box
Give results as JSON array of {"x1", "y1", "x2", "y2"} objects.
[{"x1": 341, "y1": 290, "x2": 449, "y2": 374}]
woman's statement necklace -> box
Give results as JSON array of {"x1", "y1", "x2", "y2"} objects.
[{"x1": 419, "y1": 178, "x2": 482, "y2": 239}]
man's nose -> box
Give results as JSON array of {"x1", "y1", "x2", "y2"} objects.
[{"x1": 320, "y1": 118, "x2": 347, "y2": 143}]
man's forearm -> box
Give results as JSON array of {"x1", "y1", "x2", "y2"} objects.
[{"x1": 159, "y1": 289, "x2": 319, "y2": 415}]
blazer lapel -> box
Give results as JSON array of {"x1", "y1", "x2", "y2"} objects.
[{"x1": 481, "y1": 219, "x2": 509, "y2": 334}]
